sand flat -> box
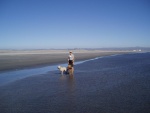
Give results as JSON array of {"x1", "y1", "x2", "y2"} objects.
[{"x1": 0, "y1": 49, "x2": 132, "y2": 71}]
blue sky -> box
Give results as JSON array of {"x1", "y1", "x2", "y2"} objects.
[{"x1": 0, "y1": 0, "x2": 150, "y2": 49}]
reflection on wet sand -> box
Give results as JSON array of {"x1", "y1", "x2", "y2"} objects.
[
  {"x1": 67, "y1": 75, "x2": 75, "y2": 95},
  {"x1": 66, "y1": 75, "x2": 77, "y2": 110},
  {"x1": 59, "y1": 74, "x2": 76, "y2": 103},
  {"x1": 59, "y1": 74, "x2": 75, "y2": 93}
]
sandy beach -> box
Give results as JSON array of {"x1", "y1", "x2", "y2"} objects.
[{"x1": 0, "y1": 49, "x2": 131, "y2": 71}]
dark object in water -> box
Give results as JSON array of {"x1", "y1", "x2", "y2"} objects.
[{"x1": 67, "y1": 64, "x2": 74, "y2": 75}]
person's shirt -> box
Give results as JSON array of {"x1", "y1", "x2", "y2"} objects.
[{"x1": 68, "y1": 54, "x2": 74, "y2": 61}]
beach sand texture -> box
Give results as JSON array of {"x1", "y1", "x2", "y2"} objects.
[{"x1": 0, "y1": 50, "x2": 130, "y2": 71}]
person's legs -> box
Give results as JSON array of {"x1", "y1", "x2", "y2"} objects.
[{"x1": 69, "y1": 60, "x2": 74, "y2": 67}]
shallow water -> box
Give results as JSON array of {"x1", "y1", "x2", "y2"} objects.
[
  {"x1": 0, "y1": 56, "x2": 105, "y2": 86},
  {"x1": 0, "y1": 53, "x2": 150, "y2": 113}
]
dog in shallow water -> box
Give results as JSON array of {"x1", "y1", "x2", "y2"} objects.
[
  {"x1": 67, "y1": 64, "x2": 74, "y2": 75},
  {"x1": 57, "y1": 65, "x2": 74, "y2": 75},
  {"x1": 57, "y1": 66, "x2": 67, "y2": 75}
]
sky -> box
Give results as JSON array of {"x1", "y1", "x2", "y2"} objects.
[{"x1": 0, "y1": 0, "x2": 150, "y2": 49}]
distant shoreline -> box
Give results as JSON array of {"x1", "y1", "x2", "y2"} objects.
[{"x1": 0, "y1": 50, "x2": 133, "y2": 72}]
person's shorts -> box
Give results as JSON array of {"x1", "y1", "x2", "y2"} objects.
[{"x1": 69, "y1": 60, "x2": 73, "y2": 67}]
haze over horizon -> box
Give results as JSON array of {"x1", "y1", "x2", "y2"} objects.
[{"x1": 0, "y1": 0, "x2": 150, "y2": 49}]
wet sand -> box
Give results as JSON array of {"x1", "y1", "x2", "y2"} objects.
[{"x1": 0, "y1": 50, "x2": 131, "y2": 71}]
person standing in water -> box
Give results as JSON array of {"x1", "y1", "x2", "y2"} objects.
[
  {"x1": 68, "y1": 51, "x2": 74, "y2": 75},
  {"x1": 68, "y1": 51, "x2": 74, "y2": 67}
]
